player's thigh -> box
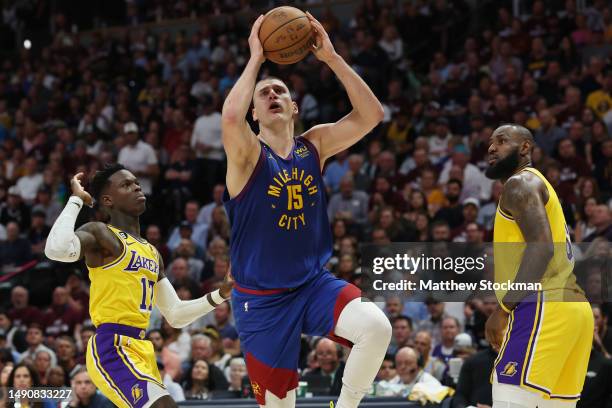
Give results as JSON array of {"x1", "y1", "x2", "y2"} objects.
[
  {"x1": 550, "y1": 302, "x2": 593, "y2": 400},
  {"x1": 87, "y1": 333, "x2": 168, "y2": 408},
  {"x1": 232, "y1": 290, "x2": 303, "y2": 406},
  {"x1": 302, "y1": 272, "x2": 361, "y2": 339}
]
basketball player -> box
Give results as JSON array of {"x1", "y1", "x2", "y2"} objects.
[
  {"x1": 484, "y1": 124, "x2": 593, "y2": 407},
  {"x1": 44, "y1": 164, "x2": 232, "y2": 408},
  {"x1": 220, "y1": 12, "x2": 391, "y2": 408}
]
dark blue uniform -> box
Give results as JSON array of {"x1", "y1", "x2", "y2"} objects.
[{"x1": 223, "y1": 137, "x2": 360, "y2": 404}]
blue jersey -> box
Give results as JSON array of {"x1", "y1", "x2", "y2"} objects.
[{"x1": 223, "y1": 137, "x2": 332, "y2": 290}]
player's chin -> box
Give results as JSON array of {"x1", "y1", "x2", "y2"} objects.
[{"x1": 135, "y1": 201, "x2": 147, "y2": 215}]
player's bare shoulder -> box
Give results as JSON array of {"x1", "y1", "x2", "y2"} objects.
[{"x1": 501, "y1": 170, "x2": 549, "y2": 214}]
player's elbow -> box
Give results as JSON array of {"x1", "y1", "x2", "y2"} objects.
[
  {"x1": 161, "y1": 309, "x2": 188, "y2": 329},
  {"x1": 44, "y1": 243, "x2": 66, "y2": 262},
  {"x1": 221, "y1": 110, "x2": 241, "y2": 127},
  {"x1": 372, "y1": 102, "x2": 385, "y2": 123}
]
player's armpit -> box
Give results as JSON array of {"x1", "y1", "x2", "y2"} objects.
[{"x1": 75, "y1": 222, "x2": 123, "y2": 265}]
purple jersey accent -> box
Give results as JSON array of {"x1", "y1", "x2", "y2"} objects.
[{"x1": 223, "y1": 137, "x2": 332, "y2": 289}]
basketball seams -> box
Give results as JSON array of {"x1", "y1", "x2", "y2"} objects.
[
  {"x1": 264, "y1": 29, "x2": 313, "y2": 54},
  {"x1": 261, "y1": 15, "x2": 309, "y2": 51}
]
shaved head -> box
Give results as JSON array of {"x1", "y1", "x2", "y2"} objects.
[
  {"x1": 486, "y1": 123, "x2": 535, "y2": 180},
  {"x1": 496, "y1": 124, "x2": 534, "y2": 149}
]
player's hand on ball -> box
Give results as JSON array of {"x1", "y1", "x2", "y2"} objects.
[
  {"x1": 485, "y1": 308, "x2": 509, "y2": 352},
  {"x1": 70, "y1": 172, "x2": 94, "y2": 207},
  {"x1": 306, "y1": 11, "x2": 337, "y2": 63},
  {"x1": 249, "y1": 14, "x2": 266, "y2": 64},
  {"x1": 220, "y1": 266, "x2": 234, "y2": 299}
]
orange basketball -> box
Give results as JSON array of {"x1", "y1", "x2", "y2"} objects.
[{"x1": 259, "y1": 6, "x2": 313, "y2": 65}]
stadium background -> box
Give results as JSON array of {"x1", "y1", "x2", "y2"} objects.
[{"x1": 0, "y1": 0, "x2": 610, "y2": 406}]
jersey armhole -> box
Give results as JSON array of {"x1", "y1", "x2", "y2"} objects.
[
  {"x1": 86, "y1": 226, "x2": 127, "y2": 270},
  {"x1": 298, "y1": 136, "x2": 322, "y2": 174},
  {"x1": 225, "y1": 143, "x2": 266, "y2": 203}
]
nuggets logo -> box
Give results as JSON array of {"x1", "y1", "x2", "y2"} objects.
[
  {"x1": 131, "y1": 383, "x2": 144, "y2": 403},
  {"x1": 267, "y1": 166, "x2": 318, "y2": 230},
  {"x1": 501, "y1": 362, "x2": 518, "y2": 377},
  {"x1": 251, "y1": 382, "x2": 262, "y2": 396}
]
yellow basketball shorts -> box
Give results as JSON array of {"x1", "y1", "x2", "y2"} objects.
[
  {"x1": 86, "y1": 323, "x2": 167, "y2": 408},
  {"x1": 493, "y1": 291, "x2": 594, "y2": 401}
]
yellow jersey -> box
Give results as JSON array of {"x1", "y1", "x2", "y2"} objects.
[
  {"x1": 88, "y1": 225, "x2": 160, "y2": 329},
  {"x1": 493, "y1": 167, "x2": 581, "y2": 302}
]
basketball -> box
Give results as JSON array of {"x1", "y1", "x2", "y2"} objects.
[{"x1": 259, "y1": 6, "x2": 313, "y2": 65}]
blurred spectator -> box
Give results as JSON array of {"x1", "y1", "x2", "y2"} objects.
[
  {"x1": 227, "y1": 357, "x2": 247, "y2": 394},
  {"x1": 28, "y1": 209, "x2": 50, "y2": 256},
  {"x1": 197, "y1": 184, "x2": 225, "y2": 226},
  {"x1": 376, "y1": 347, "x2": 442, "y2": 397},
  {"x1": 301, "y1": 338, "x2": 344, "y2": 396},
  {"x1": 0, "y1": 222, "x2": 33, "y2": 268},
  {"x1": 158, "y1": 360, "x2": 185, "y2": 402},
  {"x1": 593, "y1": 304, "x2": 612, "y2": 357},
  {"x1": 388, "y1": 315, "x2": 413, "y2": 356},
  {"x1": 7, "y1": 362, "x2": 55, "y2": 408},
  {"x1": 167, "y1": 201, "x2": 208, "y2": 252},
  {"x1": 68, "y1": 368, "x2": 114, "y2": 408},
  {"x1": 376, "y1": 354, "x2": 397, "y2": 382},
  {"x1": 31, "y1": 186, "x2": 62, "y2": 227},
  {"x1": 20, "y1": 323, "x2": 57, "y2": 367},
  {"x1": 146, "y1": 224, "x2": 171, "y2": 266},
  {"x1": 432, "y1": 317, "x2": 461, "y2": 367},
  {"x1": 148, "y1": 329, "x2": 181, "y2": 382},
  {"x1": 451, "y1": 346, "x2": 496, "y2": 408},
  {"x1": 117, "y1": 122, "x2": 160, "y2": 196},
  {"x1": 583, "y1": 205, "x2": 612, "y2": 242},
  {"x1": 182, "y1": 358, "x2": 228, "y2": 400},
  {"x1": 327, "y1": 176, "x2": 369, "y2": 226},
  {"x1": 413, "y1": 331, "x2": 447, "y2": 382},
  {"x1": 15, "y1": 157, "x2": 43, "y2": 204},
  {"x1": 42, "y1": 287, "x2": 82, "y2": 338},
  {"x1": 7, "y1": 286, "x2": 42, "y2": 331},
  {"x1": 55, "y1": 335, "x2": 83, "y2": 382},
  {"x1": 33, "y1": 349, "x2": 53, "y2": 385},
  {"x1": 324, "y1": 150, "x2": 350, "y2": 193},
  {"x1": 534, "y1": 109, "x2": 568, "y2": 156},
  {"x1": 0, "y1": 186, "x2": 30, "y2": 231}
]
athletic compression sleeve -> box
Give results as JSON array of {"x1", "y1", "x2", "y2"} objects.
[
  {"x1": 44, "y1": 196, "x2": 83, "y2": 262},
  {"x1": 155, "y1": 278, "x2": 226, "y2": 328}
]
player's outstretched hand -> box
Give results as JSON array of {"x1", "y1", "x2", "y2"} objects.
[
  {"x1": 306, "y1": 11, "x2": 337, "y2": 64},
  {"x1": 249, "y1": 14, "x2": 265, "y2": 64},
  {"x1": 70, "y1": 172, "x2": 93, "y2": 207},
  {"x1": 220, "y1": 266, "x2": 234, "y2": 299},
  {"x1": 485, "y1": 308, "x2": 509, "y2": 352}
]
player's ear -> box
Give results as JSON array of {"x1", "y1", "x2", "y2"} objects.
[
  {"x1": 101, "y1": 194, "x2": 113, "y2": 208},
  {"x1": 252, "y1": 107, "x2": 258, "y2": 122},
  {"x1": 292, "y1": 101, "x2": 298, "y2": 115}
]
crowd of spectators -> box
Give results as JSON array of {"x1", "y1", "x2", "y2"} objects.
[{"x1": 0, "y1": 0, "x2": 611, "y2": 406}]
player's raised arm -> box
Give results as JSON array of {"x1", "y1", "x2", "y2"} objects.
[
  {"x1": 499, "y1": 173, "x2": 554, "y2": 311},
  {"x1": 44, "y1": 173, "x2": 119, "y2": 263},
  {"x1": 221, "y1": 15, "x2": 265, "y2": 167},
  {"x1": 302, "y1": 12, "x2": 384, "y2": 166},
  {"x1": 155, "y1": 258, "x2": 233, "y2": 328}
]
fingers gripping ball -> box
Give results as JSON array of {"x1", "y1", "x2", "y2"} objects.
[{"x1": 259, "y1": 6, "x2": 314, "y2": 65}]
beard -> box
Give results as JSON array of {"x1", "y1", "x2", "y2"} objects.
[{"x1": 485, "y1": 147, "x2": 520, "y2": 180}]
